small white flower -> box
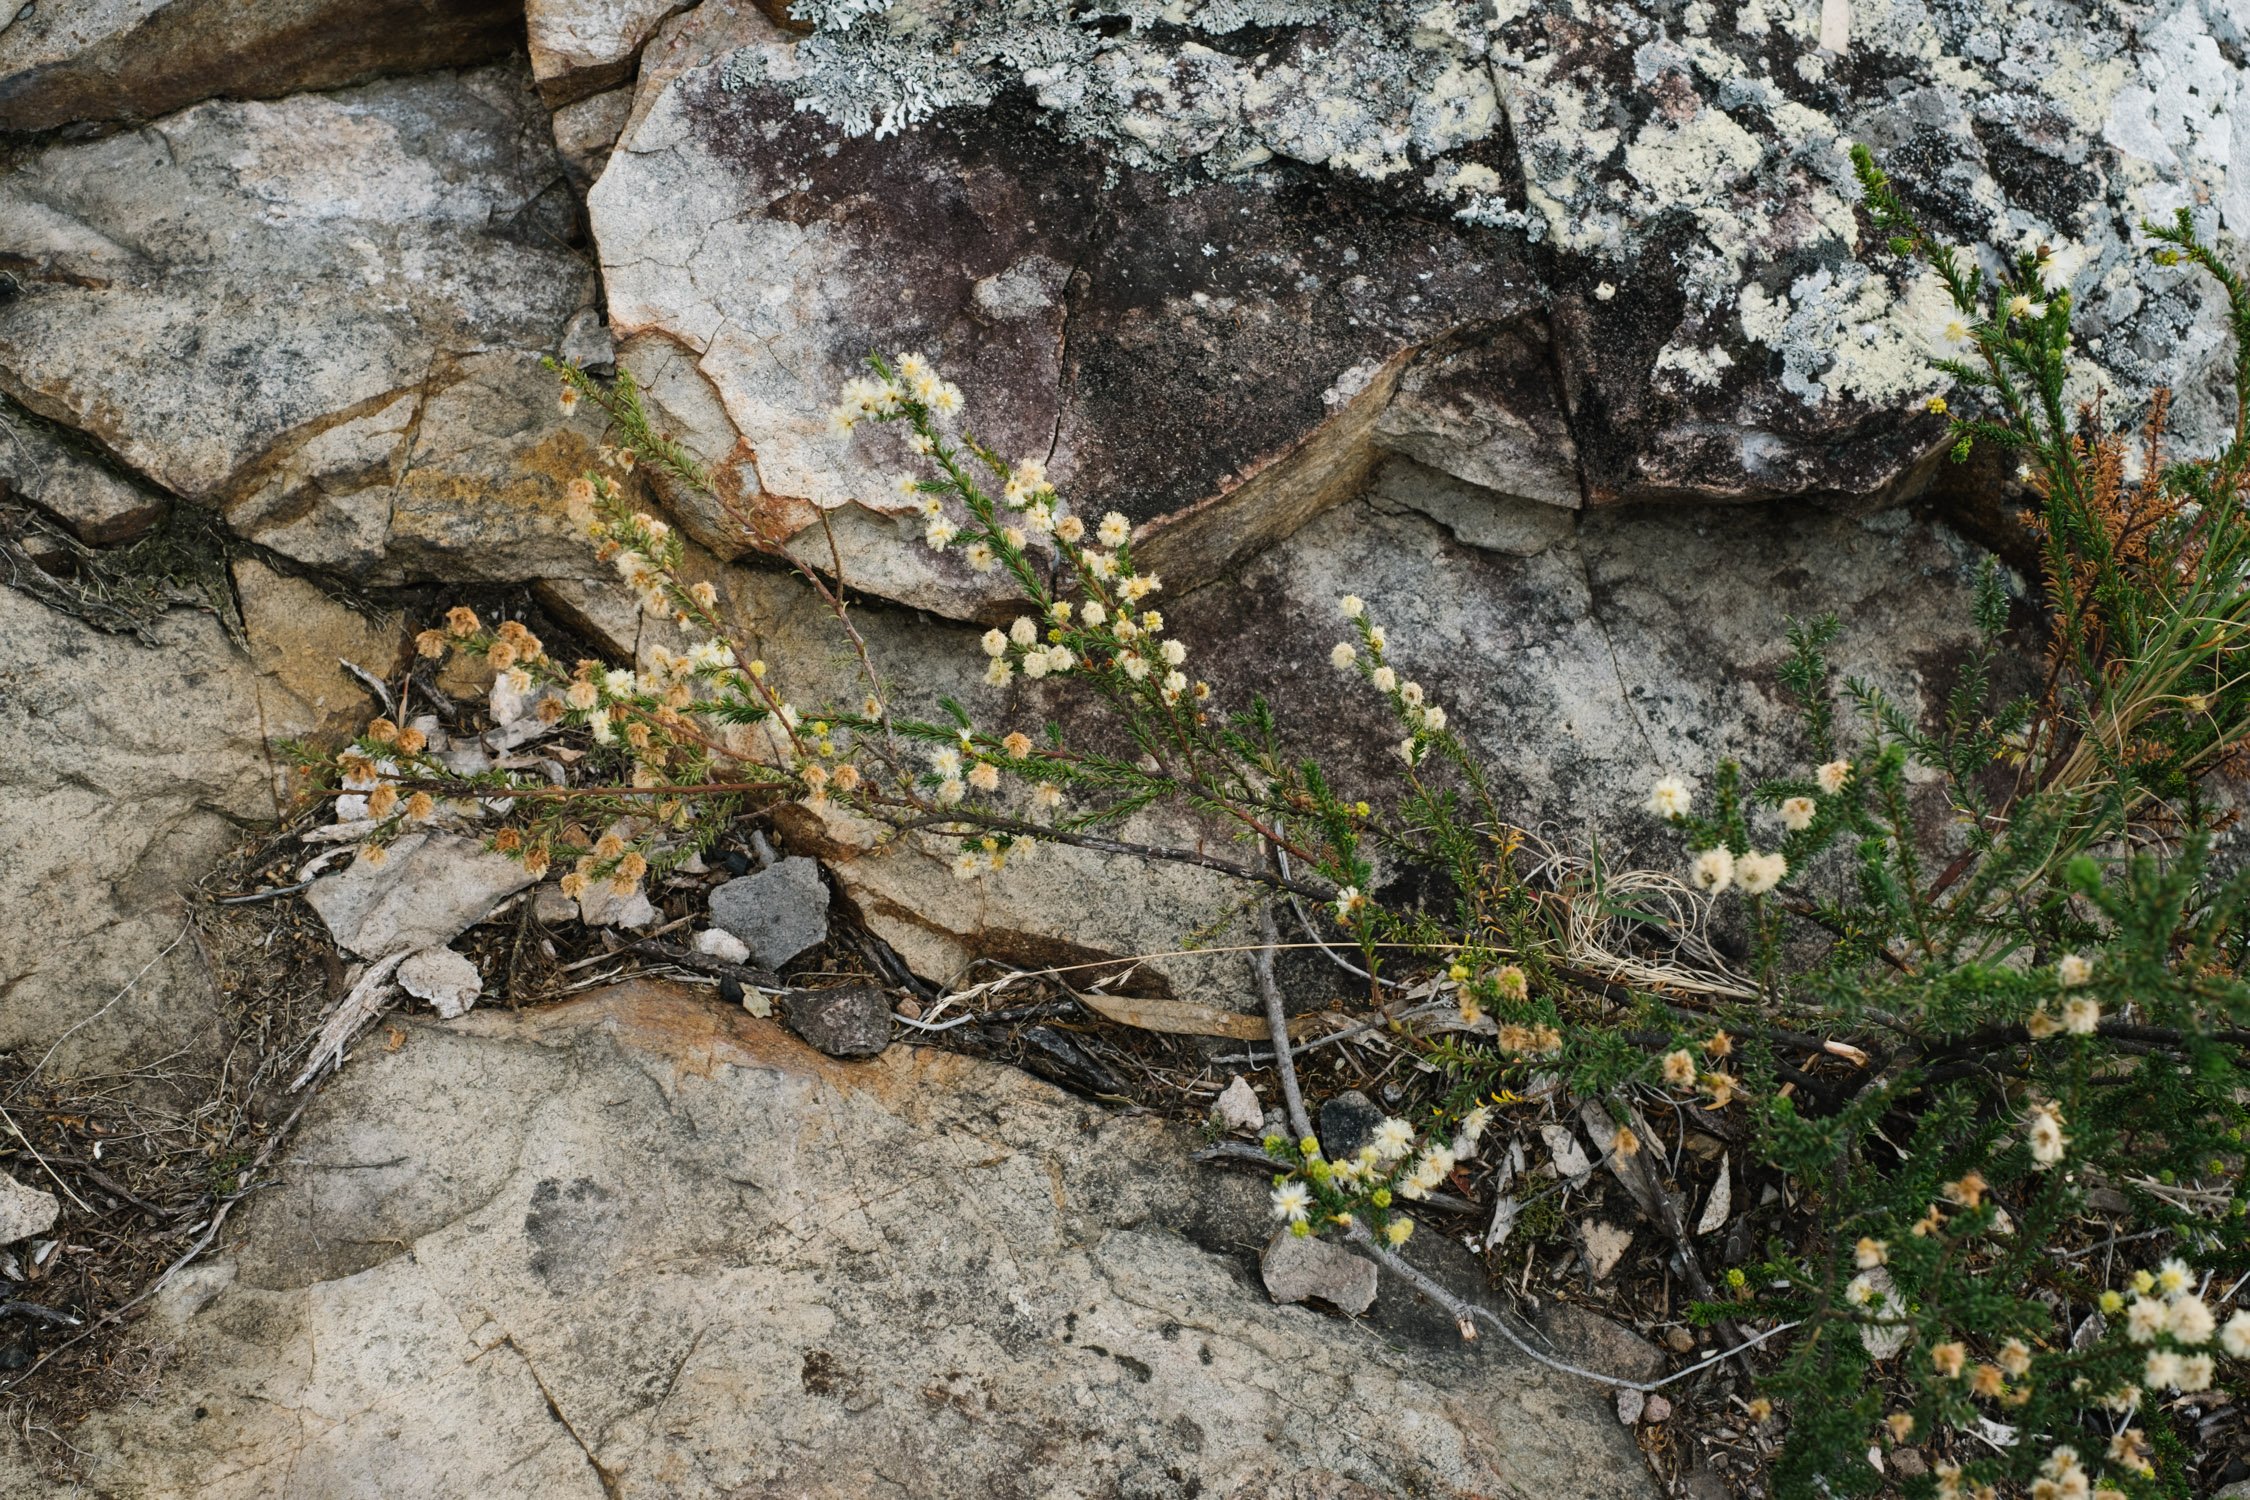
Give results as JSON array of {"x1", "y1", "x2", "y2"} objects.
[
  {"x1": 1845, "y1": 1274, "x2": 1878, "y2": 1307},
  {"x1": 931, "y1": 747, "x2": 961, "y2": 778},
  {"x1": 981, "y1": 628, "x2": 1008, "y2": 657},
  {"x1": 1648, "y1": 776, "x2": 1692, "y2": 819},
  {"x1": 937, "y1": 777, "x2": 966, "y2": 805},
  {"x1": 1736, "y1": 850, "x2": 1787, "y2": 896},
  {"x1": 983, "y1": 657, "x2": 1013, "y2": 687},
  {"x1": 2179, "y1": 1353, "x2": 2215, "y2": 1392},
  {"x1": 2026, "y1": 1102, "x2": 2068, "y2": 1169},
  {"x1": 1097, "y1": 512, "x2": 1131, "y2": 548},
  {"x1": 2006, "y1": 292, "x2": 2047, "y2": 320},
  {"x1": 1339, "y1": 595, "x2": 1364, "y2": 618},
  {"x1": 1330, "y1": 642, "x2": 1357, "y2": 670},
  {"x1": 2221, "y1": 1310, "x2": 2250, "y2": 1359},
  {"x1": 925, "y1": 517, "x2": 958, "y2": 549},
  {"x1": 2168, "y1": 1296, "x2": 2216, "y2": 1345},
  {"x1": 1815, "y1": 759, "x2": 1852, "y2": 796},
  {"x1": 1372, "y1": 1118, "x2": 1414, "y2": 1161},
  {"x1": 2062, "y1": 996, "x2": 2100, "y2": 1035},
  {"x1": 1043, "y1": 645, "x2": 1075, "y2": 673},
  {"x1": 2155, "y1": 1258, "x2": 2193, "y2": 1298},
  {"x1": 1690, "y1": 847, "x2": 1734, "y2": 892},
  {"x1": 1370, "y1": 666, "x2": 1397, "y2": 693},
  {"x1": 964, "y1": 541, "x2": 996, "y2": 572},
  {"x1": 2125, "y1": 1296, "x2": 2169, "y2": 1343},
  {"x1": 1421, "y1": 705, "x2": 1447, "y2": 732},
  {"x1": 1034, "y1": 782, "x2": 1063, "y2": 810},
  {"x1": 1160, "y1": 639, "x2": 1187, "y2": 667},
  {"x1": 1080, "y1": 601, "x2": 1105, "y2": 627},
  {"x1": 2057, "y1": 953, "x2": 2093, "y2": 987},
  {"x1": 1779, "y1": 795, "x2": 1815, "y2": 831},
  {"x1": 1270, "y1": 1180, "x2": 1312, "y2": 1224}
]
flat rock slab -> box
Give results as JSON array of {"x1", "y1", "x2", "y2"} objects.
[
  {"x1": 0, "y1": 0, "x2": 520, "y2": 132},
  {"x1": 707, "y1": 855, "x2": 829, "y2": 970},
  {"x1": 306, "y1": 833, "x2": 537, "y2": 960},
  {"x1": 0, "y1": 66, "x2": 605, "y2": 587},
  {"x1": 39, "y1": 982, "x2": 1656, "y2": 1499}
]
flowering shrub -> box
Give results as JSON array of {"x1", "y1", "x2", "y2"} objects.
[{"x1": 304, "y1": 161, "x2": 2250, "y2": 1494}]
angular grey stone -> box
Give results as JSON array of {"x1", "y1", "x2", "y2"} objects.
[
  {"x1": 305, "y1": 833, "x2": 537, "y2": 960},
  {"x1": 1211, "y1": 1075, "x2": 1263, "y2": 1136},
  {"x1": 1317, "y1": 1089, "x2": 1385, "y2": 1161},
  {"x1": 0, "y1": 1171, "x2": 58, "y2": 1245},
  {"x1": 708, "y1": 856, "x2": 829, "y2": 970},
  {"x1": 778, "y1": 986, "x2": 890, "y2": 1060},
  {"x1": 1259, "y1": 1228, "x2": 1379, "y2": 1316},
  {"x1": 397, "y1": 948, "x2": 483, "y2": 1021}
]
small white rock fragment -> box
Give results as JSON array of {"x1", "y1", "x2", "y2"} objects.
[
  {"x1": 1580, "y1": 1220, "x2": 1633, "y2": 1280},
  {"x1": 1643, "y1": 1394, "x2": 1672, "y2": 1424},
  {"x1": 694, "y1": 927, "x2": 752, "y2": 965},
  {"x1": 1615, "y1": 1387, "x2": 1645, "y2": 1425},
  {"x1": 1212, "y1": 1075, "x2": 1263, "y2": 1135},
  {"x1": 1542, "y1": 1124, "x2": 1593, "y2": 1183},
  {"x1": 397, "y1": 947, "x2": 483, "y2": 1019},
  {"x1": 0, "y1": 1171, "x2": 60, "y2": 1245}
]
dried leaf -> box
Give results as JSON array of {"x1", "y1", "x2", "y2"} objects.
[
  {"x1": 1075, "y1": 992, "x2": 1333, "y2": 1041},
  {"x1": 1696, "y1": 1153, "x2": 1732, "y2": 1235}
]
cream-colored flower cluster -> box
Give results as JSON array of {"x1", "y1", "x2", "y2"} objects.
[{"x1": 1328, "y1": 594, "x2": 1449, "y2": 765}]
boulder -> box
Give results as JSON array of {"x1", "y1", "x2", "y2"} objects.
[
  {"x1": 585, "y1": 0, "x2": 2250, "y2": 620},
  {"x1": 37, "y1": 982, "x2": 1654, "y2": 1498},
  {"x1": 0, "y1": 0, "x2": 520, "y2": 133},
  {"x1": 0, "y1": 66, "x2": 605, "y2": 587},
  {"x1": 589, "y1": 4, "x2": 1558, "y2": 618}
]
